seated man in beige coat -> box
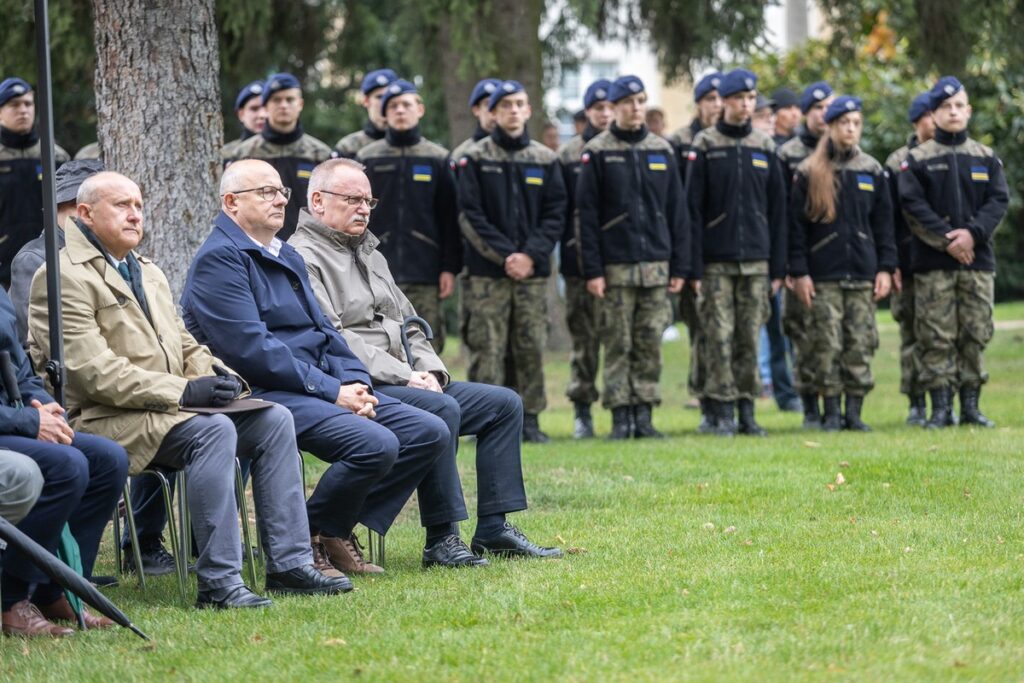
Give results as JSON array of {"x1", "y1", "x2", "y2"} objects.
[
  {"x1": 28, "y1": 171, "x2": 350, "y2": 608},
  {"x1": 290, "y1": 158, "x2": 562, "y2": 562}
]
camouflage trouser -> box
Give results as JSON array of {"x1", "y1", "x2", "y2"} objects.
[
  {"x1": 700, "y1": 273, "x2": 771, "y2": 401},
  {"x1": 399, "y1": 283, "x2": 445, "y2": 354},
  {"x1": 808, "y1": 283, "x2": 878, "y2": 397},
  {"x1": 914, "y1": 270, "x2": 994, "y2": 390},
  {"x1": 461, "y1": 275, "x2": 549, "y2": 414},
  {"x1": 564, "y1": 277, "x2": 601, "y2": 405},
  {"x1": 679, "y1": 285, "x2": 705, "y2": 397},
  {"x1": 782, "y1": 287, "x2": 816, "y2": 394},
  {"x1": 889, "y1": 276, "x2": 923, "y2": 396},
  {"x1": 599, "y1": 285, "x2": 672, "y2": 409}
]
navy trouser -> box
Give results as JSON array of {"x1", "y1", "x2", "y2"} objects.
[
  {"x1": 0, "y1": 432, "x2": 128, "y2": 607},
  {"x1": 294, "y1": 399, "x2": 448, "y2": 538},
  {"x1": 766, "y1": 291, "x2": 798, "y2": 407},
  {"x1": 376, "y1": 381, "x2": 528, "y2": 526}
]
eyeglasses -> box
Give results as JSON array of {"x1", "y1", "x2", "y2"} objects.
[
  {"x1": 227, "y1": 186, "x2": 292, "y2": 201},
  {"x1": 319, "y1": 190, "x2": 379, "y2": 209}
]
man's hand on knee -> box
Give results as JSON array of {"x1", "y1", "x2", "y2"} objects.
[
  {"x1": 407, "y1": 371, "x2": 442, "y2": 393},
  {"x1": 337, "y1": 383, "x2": 379, "y2": 418},
  {"x1": 31, "y1": 399, "x2": 74, "y2": 445}
]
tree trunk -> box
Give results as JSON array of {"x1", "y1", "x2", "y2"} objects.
[{"x1": 92, "y1": 0, "x2": 222, "y2": 298}]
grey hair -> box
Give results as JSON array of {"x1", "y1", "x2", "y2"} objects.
[
  {"x1": 307, "y1": 158, "x2": 366, "y2": 207},
  {"x1": 76, "y1": 171, "x2": 132, "y2": 205}
]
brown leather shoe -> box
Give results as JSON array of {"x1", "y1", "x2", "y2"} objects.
[
  {"x1": 2, "y1": 600, "x2": 75, "y2": 637},
  {"x1": 311, "y1": 535, "x2": 348, "y2": 579},
  {"x1": 321, "y1": 533, "x2": 384, "y2": 574},
  {"x1": 39, "y1": 595, "x2": 114, "y2": 629}
]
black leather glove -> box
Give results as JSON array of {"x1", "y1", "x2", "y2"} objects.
[
  {"x1": 212, "y1": 365, "x2": 243, "y2": 396},
  {"x1": 180, "y1": 376, "x2": 241, "y2": 408}
]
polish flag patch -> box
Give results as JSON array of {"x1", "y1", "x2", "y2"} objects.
[
  {"x1": 459, "y1": 157, "x2": 469, "y2": 168},
  {"x1": 687, "y1": 150, "x2": 697, "y2": 161},
  {"x1": 899, "y1": 159, "x2": 909, "y2": 171},
  {"x1": 581, "y1": 152, "x2": 591, "y2": 164}
]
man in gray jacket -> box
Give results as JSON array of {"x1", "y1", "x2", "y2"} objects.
[{"x1": 290, "y1": 158, "x2": 562, "y2": 564}]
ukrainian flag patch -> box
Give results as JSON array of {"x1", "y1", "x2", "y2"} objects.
[
  {"x1": 524, "y1": 167, "x2": 544, "y2": 186},
  {"x1": 648, "y1": 153, "x2": 667, "y2": 171},
  {"x1": 970, "y1": 166, "x2": 989, "y2": 182},
  {"x1": 857, "y1": 174, "x2": 874, "y2": 191},
  {"x1": 36, "y1": 163, "x2": 43, "y2": 181},
  {"x1": 412, "y1": 164, "x2": 433, "y2": 182},
  {"x1": 297, "y1": 163, "x2": 314, "y2": 180},
  {"x1": 751, "y1": 152, "x2": 769, "y2": 170}
]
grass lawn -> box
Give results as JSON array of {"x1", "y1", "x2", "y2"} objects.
[{"x1": 3, "y1": 303, "x2": 1023, "y2": 681}]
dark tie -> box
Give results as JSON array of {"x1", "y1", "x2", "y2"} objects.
[{"x1": 117, "y1": 261, "x2": 131, "y2": 283}]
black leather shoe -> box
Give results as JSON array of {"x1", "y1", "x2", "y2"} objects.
[
  {"x1": 422, "y1": 534, "x2": 489, "y2": 568},
  {"x1": 522, "y1": 414, "x2": 550, "y2": 443},
  {"x1": 266, "y1": 564, "x2": 353, "y2": 595},
  {"x1": 123, "y1": 540, "x2": 177, "y2": 577},
  {"x1": 471, "y1": 523, "x2": 564, "y2": 559},
  {"x1": 195, "y1": 585, "x2": 272, "y2": 609}
]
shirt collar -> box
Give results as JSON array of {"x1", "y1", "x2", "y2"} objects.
[{"x1": 248, "y1": 232, "x2": 282, "y2": 257}]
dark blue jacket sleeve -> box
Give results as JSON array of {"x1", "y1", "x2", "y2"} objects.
[
  {"x1": 767, "y1": 153, "x2": 788, "y2": 280},
  {"x1": 968, "y1": 155, "x2": 1010, "y2": 244},
  {"x1": 575, "y1": 152, "x2": 604, "y2": 280},
  {"x1": 184, "y1": 245, "x2": 343, "y2": 403},
  {"x1": 684, "y1": 149, "x2": 707, "y2": 280},
  {"x1": 665, "y1": 154, "x2": 691, "y2": 279},
  {"x1": 787, "y1": 172, "x2": 811, "y2": 278},
  {"x1": 870, "y1": 169, "x2": 897, "y2": 273}
]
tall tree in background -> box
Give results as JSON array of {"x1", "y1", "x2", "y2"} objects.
[{"x1": 91, "y1": 0, "x2": 222, "y2": 296}]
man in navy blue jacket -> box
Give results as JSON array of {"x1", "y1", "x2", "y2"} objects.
[
  {"x1": 181, "y1": 160, "x2": 457, "y2": 574},
  {"x1": 0, "y1": 287, "x2": 128, "y2": 636}
]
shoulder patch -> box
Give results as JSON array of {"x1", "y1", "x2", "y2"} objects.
[
  {"x1": 751, "y1": 152, "x2": 769, "y2": 170},
  {"x1": 970, "y1": 165, "x2": 990, "y2": 182},
  {"x1": 856, "y1": 174, "x2": 874, "y2": 191},
  {"x1": 581, "y1": 152, "x2": 591, "y2": 164},
  {"x1": 647, "y1": 153, "x2": 668, "y2": 171}
]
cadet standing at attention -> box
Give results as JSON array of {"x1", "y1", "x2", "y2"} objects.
[
  {"x1": 221, "y1": 80, "x2": 267, "y2": 165},
  {"x1": 668, "y1": 71, "x2": 722, "y2": 433},
  {"x1": 556, "y1": 78, "x2": 613, "y2": 439},
  {"x1": 357, "y1": 79, "x2": 460, "y2": 353},
  {"x1": 0, "y1": 77, "x2": 69, "y2": 288},
  {"x1": 576, "y1": 75, "x2": 688, "y2": 440},
  {"x1": 898, "y1": 76, "x2": 1008, "y2": 429},
  {"x1": 686, "y1": 69, "x2": 786, "y2": 437},
  {"x1": 884, "y1": 92, "x2": 934, "y2": 426},
  {"x1": 777, "y1": 80, "x2": 835, "y2": 429},
  {"x1": 232, "y1": 73, "x2": 333, "y2": 239},
  {"x1": 789, "y1": 96, "x2": 896, "y2": 431},
  {"x1": 457, "y1": 80, "x2": 567, "y2": 443},
  {"x1": 451, "y1": 78, "x2": 502, "y2": 164},
  {"x1": 335, "y1": 68, "x2": 398, "y2": 159}
]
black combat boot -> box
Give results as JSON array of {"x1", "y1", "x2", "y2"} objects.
[
  {"x1": 607, "y1": 406, "x2": 634, "y2": 440},
  {"x1": 906, "y1": 394, "x2": 927, "y2": 427},
  {"x1": 714, "y1": 400, "x2": 737, "y2": 437},
  {"x1": 959, "y1": 385, "x2": 995, "y2": 428},
  {"x1": 697, "y1": 398, "x2": 717, "y2": 434},
  {"x1": 821, "y1": 396, "x2": 843, "y2": 432},
  {"x1": 801, "y1": 392, "x2": 821, "y2": 430},
  {"x1": 633, "y1": 403, "x2": 665, "y2": 439},
  {"x1": 572, "y1": 402, "x2": 595, "y2": 439},
  {"x1": 737, "y1": 398, "x2": 767, "y2": 436},
  {"x1": 522, "y1": 414, "x2": 550, "y2": 443},
  {"x1": 924, "y1": 387, "x2": 952, "y2": 430},
  {"x1": 843, "y1": 394, "x2": 871, "y2": 431}
]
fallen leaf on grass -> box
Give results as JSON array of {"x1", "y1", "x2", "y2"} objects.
[
  {"x1": 927, "y1": 445, "x2": 938, "y2": 452},
  {"x1": 556, "y1": 534, "x2": 567, "y2": 544},
  {"x1": 826, "y1": 484, "x2": 836, "y2": 492},
  {"x1": 963, "y1": 488, "x2": 971, "y2": 499},
  {"x1": 882, "y1": 482, "x2": 891, "y2": 489},
  {"x1": 741, "y1": 539, "x2": 753, "y2": 546},
  {"x1": 835, "y1": 473, "x2": 846, "y2": 486},
  {"x1": 702, "y1": 522, "x2": 716, "y2": 531},
  {"x1": 724, "y1": 526, "x2": 737, "y2": 534},
  {"x1": 839, "y1": 460, "x2": 850, "y2": 468},
  {"x1": 997, "y1": 536, "x2": 1005, "y2": 545},
  {"x1": 904, "y1": 546, "x2": 913, "y2": 553},
  {"x1": 622, "y1": 475, "x2": 634, "y2": 482},
  {"x1": 804, "y1": 441, "x2": 821, "y2": 448},
  {"x1": 323, "y1": 638, "x2": 348, "y2": 646},
  {"x1": 251, "y1": 634, "x2": 264, "y2": 643},
  {"x1": 952, "y1": 660, "x2": 967, "y2": 668},
  {"x1": 681, "y1": 589, "x2": 690, "y2": 596},
  {"x1": 871, "y1": 530, "x2": 879, "y2": 536},
  {"x1": 566, "y1": 547, "x2": 588, "y2": 554}
]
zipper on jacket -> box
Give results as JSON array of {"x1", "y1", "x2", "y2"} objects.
[
  {"x1": 633, "y1": 146, "x2": 646, "y2": 260},
  {"x1": 736, "y1": 138, "x2": 744, "y2": 261},
  {"x1": 397, "y1": 147, "x2": 406, "y2": 275},
  {"x1": 949, "y1": 143, "x2": 964, "y2": 270}
]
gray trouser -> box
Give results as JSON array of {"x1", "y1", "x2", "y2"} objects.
[
  {"x1": 151, "y1": 404, "x2": 312, "y2": 590},
  {"x1": 0, "y1": 449, "x2": 43, "y2": 526}
]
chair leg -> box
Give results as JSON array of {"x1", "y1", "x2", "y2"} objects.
[
  {"x1": 150, "y1": 471, "x2": 188, "y2": 602},
  {"x1": 120, "y1": 482, "x2": 147, "y2": 590},
  {"x1": 112, "y1": 495, "x2": 123, "y2": 578},
  {"x1": 235, "y1": 459, "x2": 258, "y2": 588},
  {"x1": 366, "y1": 528, "x2": 385, "y2": 567},
  {"x1": 175, "y1": 471, "x2": 191, "y2": 600}
]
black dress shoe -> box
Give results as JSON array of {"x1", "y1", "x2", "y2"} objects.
[
  {"x1": 265, "y1": 564, "x2": 353, "y2": 595},
  {"x1": 195, "y1": 585, "x2": 272, "y2": 609},
  {"x1": 423, "y1": 534, "x2": 489, "y2": 568},
  {"x1": 471, "y1": 523, "x2": 564, "y2": 559},
  {"x1": 123, "y1": 541, "x2": 177, "y2": 577}
]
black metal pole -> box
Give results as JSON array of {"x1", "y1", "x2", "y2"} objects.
[{"x1": 33, "y1": 0, "x2": 65, "y2": 406}]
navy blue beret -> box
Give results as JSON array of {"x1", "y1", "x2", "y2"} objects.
[
  {"x1": 488, "y1": 80, "x2": 525, "y2": 111},
  {"x1": 800, "y1": 81, "x2": 833, "y2": 114},
  {"x1": 694, "y1": 72, "x2": 723, "y2": 102},
  {"x1": 770, "y1": 87, "x2": 799, "y2": 110},
  {"x1": 823, "y1": 95, "x2": 862, "y2": 124},
  {"x1": 0, "y1": 77, "x2": 32, "y2": 107},
  {"x1": 261, "y1": 73, "x2": 301, "y2": 104},
  {"x1": 468, "y1": 78, "x2": 501, "y2": 108},
  {"x1": 361, "y1": 69, "x2": 398, "y2": 95},
  {"x1": 381, "y1": 79, "x2": 418, "y2": 114},
  {"x1": 608, "y1": 75, "x2": 645, "y2": 103},
  {"x1": 908, "y1": 92, "x2": 932, "y2": 123},
  {"x1": 234, "y1": 80, "x2": 265, "y2": 111},
  {"x1": 718, "y1": 69, "x2": 757, "y2": 98},
  {"x1": 583, "y1": 79, "x2": 613, "y2": 109},
  {"x1": 929, "y1": 76, "x2": 964, "y2": 110}
]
